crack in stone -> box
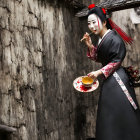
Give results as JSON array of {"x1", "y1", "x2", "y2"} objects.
[
  {"x1": 0, "y1": 6, "x2": 11, "y2": 13},
  {"x1": 27, "y1": 106, "x2": 36, "y2": 112},
  {"x1": 16, "y1": 0, "x2": 22, "y2": 4},
  {"x1": 23, "y1": 25, "x2": 39, "y2": 30},
  {"x1": 28, "y1": 10, "x2": 39, "y2": 20}
]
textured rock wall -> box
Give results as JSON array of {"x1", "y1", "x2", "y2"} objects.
[
  {"x1": 1, "y1": 0, "x2": 139, "y2": 140},
  {"x1": 0, "y1": 0, "x2": 100, "y2": 139}
]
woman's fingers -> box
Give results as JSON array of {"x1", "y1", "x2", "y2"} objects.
[
  {"x1": 87, "y1": 73, "x2": 91, "y2": 77},
  {"x1": 87, "y1": 71, "x2": 99, "y2": 79},
  {"x1": 81, "y1": 32, "x2": 90, "y2": 42},
  {"x1": 87, "y1": 70, "x2": 103, "y2": 79},
  {"x1": 87, "y1": 72, "x2": 95, "y2": 78},
  {"x1": 84, "y1": 32, "x2": 90, "y2": 39}
]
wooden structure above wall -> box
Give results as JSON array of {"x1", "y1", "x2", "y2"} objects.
[
  {"x1": 99, "y1": 0, "x2": 140, "y2": 12},
  {"x1": 74, "y1": 0, "x2": 140, "y2": 17}
]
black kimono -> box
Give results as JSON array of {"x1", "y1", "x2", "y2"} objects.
[{"x1": 87, "y1": 30, "x2": 140, "y2": 140}]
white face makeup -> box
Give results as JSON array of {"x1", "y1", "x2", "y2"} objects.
[{"x1": 88, "y1": 14, "x2": 103, "y2": 35}]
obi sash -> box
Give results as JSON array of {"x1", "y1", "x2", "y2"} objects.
[{"x1": 113, "y1": 72, "x2": 138, "y2": 110}]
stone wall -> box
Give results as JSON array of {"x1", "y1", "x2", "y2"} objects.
[
  {"x1": 0, "y1": 0, "x2": 139, "y2": 140},
  {"x1": 0, "y1": 0, "x2": 100, "y2": 139}
]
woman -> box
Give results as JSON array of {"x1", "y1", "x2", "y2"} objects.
[{"x1": 82, "y1": 4, "x2": 140, "y2": 140}]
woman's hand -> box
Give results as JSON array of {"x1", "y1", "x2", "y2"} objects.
[
  {"x1": 82, "y1": 32, "x2": 93, "y2": 49},
  {"x1": 87, "y1": 70, "x2": 103, "y2": 80}
]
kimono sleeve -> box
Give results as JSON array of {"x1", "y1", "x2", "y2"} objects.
[
  {"x1": 101, "y1": 38, "x2": 126, "y2": 78},
  {"x1": 87, "y1": 45, "x2": 97, "y2": 61}
]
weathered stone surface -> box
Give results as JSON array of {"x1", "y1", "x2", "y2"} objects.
[
  {"x1": 0, "y1": 0, "x2": 139, "y2": 140},
  {"x1": 18, "y1": 125, "x2": 28, "y2": 140},
  {"x1": 0, "y1": 0, "x2": 99, "y2": 139}
]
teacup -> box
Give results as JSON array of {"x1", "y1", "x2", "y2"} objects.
[{"x1": 82, "y1": 76, "x2": 94, "y2": 87}]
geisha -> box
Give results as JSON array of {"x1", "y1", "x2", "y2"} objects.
[{"x1": 82, "y1": 4, "x2": 140, "y2": 140}]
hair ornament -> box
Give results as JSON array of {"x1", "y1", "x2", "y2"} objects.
[{"x1": 88, "y1": 4, "x2": 96, "y2": 10}]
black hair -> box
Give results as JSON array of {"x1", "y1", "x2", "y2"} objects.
[{"x1": 88, "y1": 7, "x2": 112, "y2": 29}]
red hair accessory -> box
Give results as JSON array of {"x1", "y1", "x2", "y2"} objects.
[
  {"x1": 108, "y1": 18, "x2": 133, "y2": 45},
  {"x1": 88, "y1": 4, "x2": 106, "y2": 15},
  {"x1": 88, "y1": 4, "x2": 95, "y2": 10},
  {"x1": 102, "y1": 8, "x2": 106, "y2": 14}
]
